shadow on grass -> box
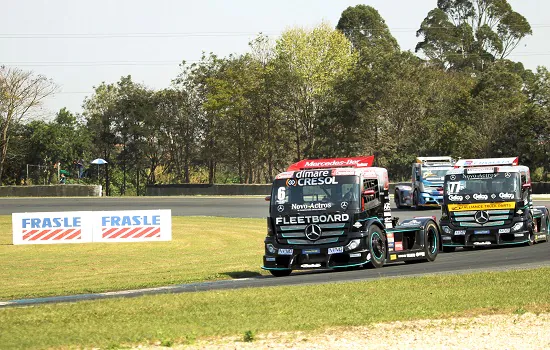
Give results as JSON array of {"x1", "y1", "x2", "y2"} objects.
[{"x1": 222, "y1": 271, "x2": 262, "y2": 279}]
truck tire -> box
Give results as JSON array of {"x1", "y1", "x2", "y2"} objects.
[
  {"x1": 413, "y1": 190, "x2": 419, "y2": 209},
  {"x1": 526, "y1": 214, "x2": 535, "y2": 246},
  {"x1": 423, "y1": 221, "x2": 439, "y2": 262},
  {"x1": 394, "y1": 190, "x2": 404, "y2": 209},
  {"x1": 367, "y1": 225, "x2": 386, "y2": 268},
  {"x1": 270, "y1": 269, "x2": 292, "y2": 277}
]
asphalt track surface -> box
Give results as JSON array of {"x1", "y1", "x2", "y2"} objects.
[{"x1": 2, "y1": 197, "x2": 550, "y2": 307}]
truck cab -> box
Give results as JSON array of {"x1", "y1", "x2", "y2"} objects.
[
  {"x1": 395, "y1": 156, "x2": 454, "y2": 209},
  {"x1": 439, "y1": 157, "x2": 549, "y2": 252},
  {"x1": 262, "y1": 156, "x2": 442, "y2": 277}
]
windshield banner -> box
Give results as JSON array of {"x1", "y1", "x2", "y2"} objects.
[{"x1": 447, "y1": 202, "x2": 515, "y2": 212}]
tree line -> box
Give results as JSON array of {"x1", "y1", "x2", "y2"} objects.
[{"x1": 1, "y1": 1, "x2": 549, "y2": 195}]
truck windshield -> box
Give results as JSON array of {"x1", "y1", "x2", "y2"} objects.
[
  {"x1": 445, "y1": 172, "x2": 520, "y2": 201},
  {"x1": 271, "y1": 175, "x2": 361, "y2": 214},
  {"x1": 421, "y1": 167, "x2": 451, "y2": 181}
]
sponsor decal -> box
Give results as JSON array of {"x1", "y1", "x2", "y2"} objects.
[
  {"x1": 395, "y1": 242, "x2": 403, "y2": 251},
  {"x1": 291, "y1": 202, "x2": 332, "y2": 211},
  {"x1": 287, "y1": 176, "x2": 339, "y2": 186},
  {"x1": 514, "y1": 233, "x2": 524, "y2": 237},
  {"x1": 454, "y1": 230, "x2": 466, "y2": 236},
  {"x1": 384, "y1": 217, "x2": 393, "y2": 223},
  {"x1": 390, "y1": 254, "x2": 397, "y2": 261},
  {"x1": 388, "y1": 242, "x2": 395, "y2": 248},
  {"x1": 386, "y1": 233, "x2": 394, "y2": 240},
  {"x1": 448, "y1": 195, "x2": 463, "y2": 201},
  {"x1": 498, "y1": 228, "x2": 511, "y2": 234},
  {"x1": 301, "y1": 263, "x2": 321, "y2": 268},
  {"x1": 447, "y1": 202, "x2": 515, "y2": 212},
  {"x1": 302, "y1": 158, "x2": 368, "y2": 168},
  {"x1": 302, "y1": 248, "x2": 321, "y2": 254},
  {"x1": 473, "y1": 241, "x2": 491, "y2": 245},
  {"x1": 473, "y1": 193, "x2": 488, "y2": 200},
  {"x1": 349, "y1": 253, "x2": 362, "y2": 258},
  {"x1": 463, "y1": 173, "x2": 496, "y2": 179},
  {"x1": 499, "y1": 192, "x2": 514, "y2": 199},
  {"x1": 295, "y1": 170, "x2": 331, "y2": 178},
  {"x1": 276, "y1": 214, "x2": 350, "y2": 225},
  {"x1": 384, "y1": 211, "x2": 391, "y2": 217},
  {"x1": 384, "y1": 203, "x2": 391, "y2": 211},
  {"x1": 328, "y1": 246, "x2": 343, "y2": 254},
  {"x1": 416, "y1": 252, "x2": 425, "y2": 257},
  {"x1": 278, "y1": 248, "x2": 293, "y2": 255},
  {"x1": 353, "y1": 221, "x2": 362, "y2": 228},
  {"x1": 474, "y1": 229, "x2": 490, "y2": 234},
  {"x1": 402, "y1": 219, "x2": 421, "y2": 226},
  {"x1": 265, "y1": 257, "x2": 276, "y2": 262}
]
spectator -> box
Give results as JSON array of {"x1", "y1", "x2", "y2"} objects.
[{"x1": 59, "y1": 173, "x2": 66, "y2": 184}]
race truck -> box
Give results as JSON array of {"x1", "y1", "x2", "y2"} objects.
[
  {"x1": 439, "y1": 157, "x2": 549, "y2": 252},
  {"x1": 262, "y1": 155, "x2": 442, "y2": 277},
  {"x1": 394, "y1": 156, "x2": 455, "y2": 209}
]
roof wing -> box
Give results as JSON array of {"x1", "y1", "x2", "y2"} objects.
[
  {"x1": 286, "y1": 155, "x2": 374, "y2": 171},
  {"x1": 454, "y1": 157, "x2": 519, "y2": 168}
]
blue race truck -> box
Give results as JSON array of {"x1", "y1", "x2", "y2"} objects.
[{"x1": 394, "y1": 156, "x2": 454, "y2": 209}]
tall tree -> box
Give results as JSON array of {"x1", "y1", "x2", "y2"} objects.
[
  {"x1": 416, "y1": 0, "x2": 532, "y2": 71},
  {"x1": 274, "y1": 22, "x2": 357, "y2": 160},
  {"x1": 0, "y1": 66, "x2": 57, "y2": 184}
]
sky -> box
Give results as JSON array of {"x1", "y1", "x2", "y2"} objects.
[{"x1": 2, "y1": 0, "x2": 549, "y2": 117}]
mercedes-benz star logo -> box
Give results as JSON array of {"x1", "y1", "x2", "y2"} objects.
[
  {"x1": 474, "y1": 210, "x2": 489, "y2": 224},
  {"x1": 277, "y1": 205, "x2": 284, "y2": 212},
  {"x1": 305, "y1": 224, "x2": 322, "y2": 241},
  {"x1": 341, "y1": 201, "x2": 349, "y2": 210}
]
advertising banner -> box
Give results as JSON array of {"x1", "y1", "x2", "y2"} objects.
[
  {"x1": 12, "y1": 209, "x2": 172, "y2": 245},
  {"x1": 12, "y1": 211, "x2": 94, "y2": 245}
]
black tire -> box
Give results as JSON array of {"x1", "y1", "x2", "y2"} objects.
[
  {"x1": 395, "y1": 191, "x2": 404, "y2": 209},
  {"x1": 270, "y1": 269, "x2": 292, "y2": 277},
  {"x1": 442, "y1": 246, "x2": 456, "y2": 253},
  {"x1": 367, "y1": 225, "x2": 386, "y2": 268},
  {"x1": 526, "y1": 215, "x2": 535, "y2": 246},
  {"x1": 423, "y1": 221, "x2": 439, "y2": 262},
  {"x1": 413, "y1": 190, "x2": 419, "y2": 209}
]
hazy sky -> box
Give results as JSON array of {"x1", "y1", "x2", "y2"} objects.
[{"x1": 2, "y1": 0, "x2": 548, "y2": 117}]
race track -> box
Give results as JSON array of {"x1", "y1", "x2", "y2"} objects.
[{"x1": 1, "y1": 196, "x2": 549, "y2": 307}]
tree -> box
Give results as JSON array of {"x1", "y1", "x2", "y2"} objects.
[
  {"x1": 416, "y1": 0, "x2": 532, "y2": 71},
  {"x1": 274, "y1": 22, "x2": 357, "y2": 160},
  {"x1": 336, "y1": 4, "x2": 399, "y2": 54},
  {"x1": 0, "y1": 66, "x2": 57, "y2": 184}
]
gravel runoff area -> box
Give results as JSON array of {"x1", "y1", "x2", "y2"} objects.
[{"x1": 139, "y1": 312, "x2": 550, "y2": 349}]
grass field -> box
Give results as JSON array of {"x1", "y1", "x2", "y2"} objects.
[
  {"x1": 1, "y1": 268, "x2": 550, "y2": 349},
  {"x1": 0, "y1": 215, "x2": 267, "y2": 300},
  {"x1": 2, "y1": 215, "x2": 550, "y2": 349}
]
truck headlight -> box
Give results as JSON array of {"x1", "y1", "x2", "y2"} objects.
[
  {"x1": 266, "y1": 243, "x2": 276, "y2": 254},
  {"x1": 442, "y1": 226, "x2": 451, "y2": 234},
  {"x1": 512, "y1": 222, "x2": 524, "y2": 232},
  {"x1": 345, "y1": 239, "x2": 361, "y2": 251}
]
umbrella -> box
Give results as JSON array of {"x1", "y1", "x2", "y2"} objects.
[{"x1": 90, "y1": 158, "x2": 108, "y2": 181}]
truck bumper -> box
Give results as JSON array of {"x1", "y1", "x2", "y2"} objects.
[{"x1": 440, "y1": 227, "x2": 530, "y2": 247}]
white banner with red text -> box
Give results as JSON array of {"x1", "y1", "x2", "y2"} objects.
[{"x1": 12, "y1": 210, "x2": 172, "y2": 245}]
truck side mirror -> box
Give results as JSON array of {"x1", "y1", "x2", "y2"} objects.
[
  {"x1": 522, "y1": 183, "x2": 531, "y2": 190},
  {"x1": 265, "y1": 195, "x2": 271, "y2": 201}
]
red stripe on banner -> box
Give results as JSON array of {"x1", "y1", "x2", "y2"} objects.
[
  {"x1": 102, "y1": 227, "x2": 119, "y2": 238},
  {"x1": 41, "y1": 229, "x2": 64, "y2": 240},
  {"x1": 145, "y1": 227, "x2": 161, "y2": 238},
  {"x1": 23, "y1": 230, "x2": 39, "y2": 240},
  {"x1": 30, "y1": 230, "x2": 51, "y2": 241},
  {"x1": 66, "y1": 230, "x2": 81, "y2": 240},
  {"x1": 132, "y1": 227, "x2": 154, "y2": 238},
  {"x1": 109, "y1": 227, "x2": 131, "y2": 239},
  {"x1": 120, "y1": 227, "x2": 143, "y2": 239},
  {"x1": 54, "y1": 229, "x2": 76, "y2": 240}
]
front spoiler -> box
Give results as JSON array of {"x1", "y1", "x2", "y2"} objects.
[
  {"x1": 441, "y1": 229, "x2": 531, "y2": 247},
  {"x1": 262, "y1": 249, "x2": 371, "y2": 270}
]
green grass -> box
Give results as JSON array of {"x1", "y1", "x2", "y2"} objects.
[
  {"x1": 0, "y1": 215, "x2": 267, "y2": 300},
  {"x1": 1, "y1": 268, "x2": 550, "y2": 349}
]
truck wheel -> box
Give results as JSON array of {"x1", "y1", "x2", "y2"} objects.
[
  {"x1": 526, "y1": 214, "x2": 535, "y2": 246},
  {"x1": 413, "y1": 190, "x2": 419, "y2": 209},
  {"x1": 442, "y1": 246, "x2": 456, "y2": 253},
  {"x1": 270, "y1": 269, "x2": 292, "y2": 277},
  {"x1": 394, "y1": 191, "x2": 403, "y2": 209},
  {"x1": 367, "y1": 226, "x2": 386, "y2": 268},
  {"x1": 422, "y1": 221, "x2": 439, "y2": 261}
]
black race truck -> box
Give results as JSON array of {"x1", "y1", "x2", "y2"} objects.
[{"x1": 262, "y1": 156, "x2": 442, "y2": 277}]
